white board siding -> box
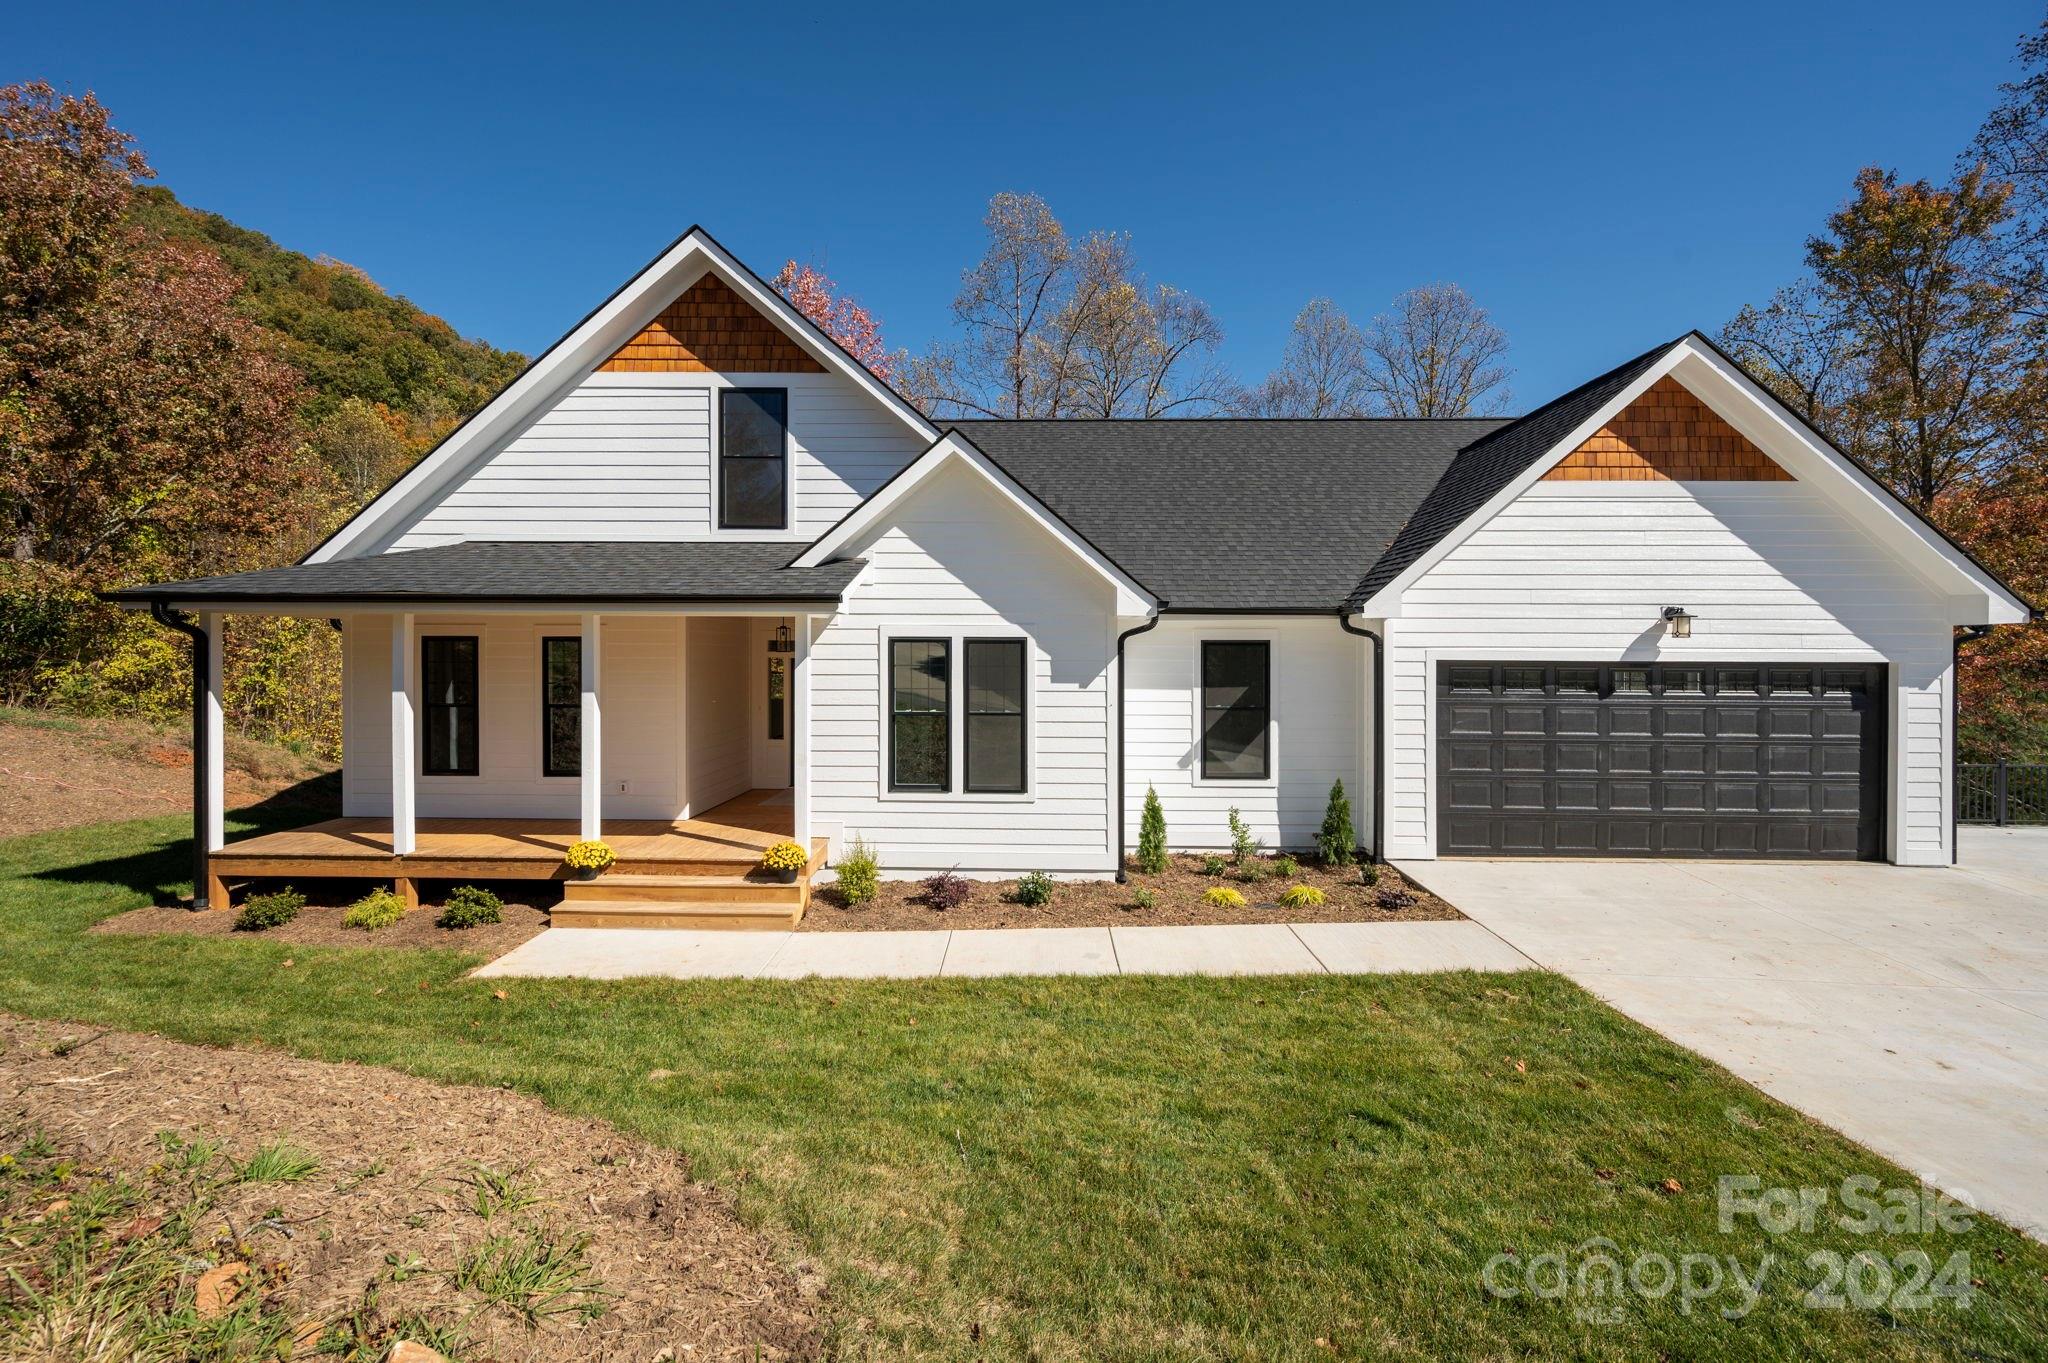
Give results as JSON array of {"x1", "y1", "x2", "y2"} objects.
[
  {"x1": 384, "y1": 370, "x2": 925, "y2": 551},
  {"x1": 1380, "y1": 481, "x2": 1956, "y2": 865},
  {"x1": 810, "y1": 461, "x2": 1118, "y2": 875},
  {"x1": 1124, "y1": 618, "x2": 1367, "y2": 854}
]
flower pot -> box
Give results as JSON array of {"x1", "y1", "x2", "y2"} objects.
[
  {"x1": 572, "y1": 866, "x2": 603, "y2": 881},
  {"x1": 769, "y1": 867, "x2": 799, "y2": 884}
]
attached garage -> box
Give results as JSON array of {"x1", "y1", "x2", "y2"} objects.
[{"x1": 1436, "y1": 661, "x2": 1886, "y2": 859}]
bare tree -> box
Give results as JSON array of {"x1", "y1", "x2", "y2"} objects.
[
  {"x1": 1359, "y1": 283, "x2": 1513, "y2": 417},
  {"x1": 907, "y1": 192, "x2": 1071, "y2": 418},
  {"x1": 1241, "y1": 298, "x2": 1373, "y2": 416},
  {"x1": 1719, "y1": 278, "x2": 1863, "y2": 431}
]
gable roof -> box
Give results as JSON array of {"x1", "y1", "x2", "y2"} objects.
[
  {"x1": 303, "y1": 226, "x2": 937, "y2": 564},
  {"x1": 106, "y1": 541, "x2": 864, "y2": 608},
  {"x1": 954, "y1": 418, "x2": 1508, "y2": 612}
]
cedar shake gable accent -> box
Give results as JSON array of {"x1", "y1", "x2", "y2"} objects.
[
  {"x1": 1542, "y1": 376, "x2": 1792, "y2": 482},
  {"x1": 599, "y1": 273, "x2": 826, "y2": 374}
]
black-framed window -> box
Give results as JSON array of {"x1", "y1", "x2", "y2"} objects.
[
  {"x1": 964, "y1": 639, "x2": 1026, "y2": 793},
  {"x1": 719, "y1": 387, "x2": 788, "y2": 529},
  {"x1": 767, "y1": 655, "x2": 786, "y2": 741},
  {"x1": 1200, "y1": 640, "x2": 1270, "y2": 781},
  {"x1": 422, "y1": 636, "x2": 479, "y2": 776},
  {"x1": 542, "y1": 636, "x2": 581, "y2": 778},
  {"x1": 890, "y1": 638, "x2": 950, "y2": 791}
]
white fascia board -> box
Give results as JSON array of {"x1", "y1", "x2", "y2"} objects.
[
  {"x1": 794, "y1": 432, "x2": 1157, "y2": 615},
  {"x1": 307, "y1": 228, "x2": 937, "y2": 564},
  {"x1": 124, "y1": 599, "x2": 843, "y2": 618},
  {"x1": 1350, "y1": 345, "x2": 1684, "y2": 616}
]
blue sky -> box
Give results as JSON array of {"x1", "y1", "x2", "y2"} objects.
[{"x1": 15, "y1": 2, "x2": 2042, "y2": 404}]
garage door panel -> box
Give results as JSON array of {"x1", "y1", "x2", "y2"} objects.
[{"x1": 1436, "y1": 662, "x2": 1883, "y2": 860}]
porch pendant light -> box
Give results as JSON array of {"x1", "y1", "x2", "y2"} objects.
[
  {"x1": 1661, "y1": 606, "x2": 1693, "y2": 640},
  {"x1": 768, "y1": 623, "x2": 794, "y2": 654}
]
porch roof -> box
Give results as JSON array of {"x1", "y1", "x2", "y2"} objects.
[{"x1": 103, "y1": 540, "x2": 865, "y2": 608}]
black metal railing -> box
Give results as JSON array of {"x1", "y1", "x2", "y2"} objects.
[{"x1": 1959, "y1": 761, "x2": 2048, "y2": 825}]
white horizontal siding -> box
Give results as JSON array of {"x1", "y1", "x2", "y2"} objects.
[
  {"x1": 810, "y1": 461, "x2": 1117, "y2": 875},
  {"x1": 1124, "y1": 618, "x2": 1366, "y2": 853},
  {"x1": 386, "y1": 370, "x2": 924, "y2": 549},
  {"x1": 1381, "y1": 480, "x2": 1956, "y2": 864}
]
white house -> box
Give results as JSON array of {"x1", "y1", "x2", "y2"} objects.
[{"x1": 112, "y1": 227, "x2": 2033, "y2": 921}]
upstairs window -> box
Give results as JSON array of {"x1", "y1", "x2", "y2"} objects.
[
  {"x1": 422, "y1": 636, "x2": 479, "y2": 776},
  {"x1": 1201, "y1": 640, "x2": 1270, "y2": 780},
  {"x1": 542, "y1": 636, "x2": 581, "y2": 778},
  {"x1": 720, "y1": 388, "x2": 788, "y2": 529}
]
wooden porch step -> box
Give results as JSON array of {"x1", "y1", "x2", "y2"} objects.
[
  {"x1": 560, "y1": 873, "x2": 803, "y2": 906},
  {"x1": 550, "y1": 900, "x2": 802, "y2": 931}
]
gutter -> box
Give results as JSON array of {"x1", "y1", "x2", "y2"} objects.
[
  {"x1": 1113, "y1": 609, "x2": 1165, "y2": 883},
  {"x1": 149, "y1": 602, "x2": 213, "y2": 910},
  {"x1": 1952, "y1": 623, "x2": 1994, "y2": 865},
  {"x1": 1337, "y1": 613, "x2": 1385, "y2": 864}
]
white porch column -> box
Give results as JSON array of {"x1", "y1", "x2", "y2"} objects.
[
  {"x1": 390, "y1": 612, "x2": 417, "y2": 855},
  {"x1": 580, "y1": 612, "x2": 602, "y2": 842},
  {"x1": 200, "y1": 612, "x2": 225, "y2": 854},
  {"x1": 791, "y1": 614, "x2": 812, "y2": 852}
]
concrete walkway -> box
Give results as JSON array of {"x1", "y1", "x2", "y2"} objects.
[
  {"x1": 473, "y1": 919, "x2": 1534, "y2": 981},
  {"x1": 1397, "y1": 827, "x2": 2048, "y2": 1242}
]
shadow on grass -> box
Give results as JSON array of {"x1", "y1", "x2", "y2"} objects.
[{"x1": 31, "y1": 770, "x2": 343, "y2": 906}]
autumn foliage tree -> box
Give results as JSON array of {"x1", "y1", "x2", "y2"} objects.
[{"x1": 771, "y1": 260, "x2": 899, "y2": 383}]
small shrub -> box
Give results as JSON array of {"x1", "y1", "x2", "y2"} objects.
[
  {"x1": 1272, "y1": 854, "x2": 1299, "y2": 878},
  {"x1": 1013, "y1": 870, "x2": 1056, "y2": 907},
  {"x1": 1235, "y1": 863, "x2": 1270, "y2": 884},
  {"x1": 1317, "y1": 778, "x2": 1356, "y2": 867},
  {"x1": 1136, "y1": 786, "x2": 1169, "y2": 874},
  {"x1": 921, "y1": 870, "x2": 971, "y2": 911},
  {"x1": 437, "y1": 885, "x2": 503, "y2": 929},
  {"x1": 760, "y1": 840, "x2": 810, "y2": 874},
  {"x1": 342, "y1": 888, "x2": 406, "y2": 930},
  {"x1": 233, "y1": 887, "x2": 304, "y2": 932},
  {"x1": 1202, "y1": 886, "x2": 1247, "y2": 909},
  {"x1": 563, "y1": 839, "x2": 615, "y2": 873},
  {"x1": 1359, "y1": 862, "x2": 1382, "y2": 887},
  {"x1": 1199, "y1": 854, "x2": 1229, "y2": 877},
  {"x1": 833, "y1": 834, "x2": 880, "y2": 906},
  {"x1": 1376, "y1": 887, "x2": 1417, "y2": 912},
  {"x1": 1278, "y1": 884, "x2": 1327, "y2": 909},
  {"x1": 1227, "y1": 807, "x2": 1261, "y2": 864},
  {"x1": 235, "y1": 1141, "x2": 321, "y2": 1184},
  {"x1": 1129, "y1": 887, "x2": 1158, "y2": 911}
]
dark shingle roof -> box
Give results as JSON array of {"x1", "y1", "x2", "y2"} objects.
[
  {"x1": 1342, "y1": 337, "x2": 1678, "y2": 611},
  {"x1": 953, "y1": 419, "x2": 1510, "y2": 611},
  {"x1": 104, "y1": 541, "x2": 864, "y2": 605}
]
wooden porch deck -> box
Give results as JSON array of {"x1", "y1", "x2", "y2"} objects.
[{"x1": 208, "y1": 789, "x2": 822, "y2": 918}]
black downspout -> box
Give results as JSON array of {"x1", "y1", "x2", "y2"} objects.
[
  {"x1": 1113, "y1": 610, "x2": 1164, "y2": 883},
  {"x1": 150, "y1": 601, "x2": 212, "y2": 909},
  {"x1": 1337, "y1": 613, "x2": 1385, "y2": 864},
  {"x1": 1952, "y1": 624, "x2": 1993, "y2": 865}
]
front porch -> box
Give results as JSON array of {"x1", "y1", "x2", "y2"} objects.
[{"x1": 209, "y1": 789, "x2": 830, "y2": 929}]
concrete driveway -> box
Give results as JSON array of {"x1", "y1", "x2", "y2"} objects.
[{"x1": 1398, "y1": 827, "x2": 2048, "y2": 1241}]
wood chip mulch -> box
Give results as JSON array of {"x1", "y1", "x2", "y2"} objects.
[
  {"x1": 0, "y1": 1013, "x2": 824, "y2": 1361},
  {"x1": 93, "y1": 883, "x2": 553, "y2": 957}
]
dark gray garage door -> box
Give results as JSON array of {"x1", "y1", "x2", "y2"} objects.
[{"x1": 1437, "y1": 662, "x2": 1885, "y2": 859}]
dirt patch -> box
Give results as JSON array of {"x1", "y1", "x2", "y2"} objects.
[
  {"x1": 804, "y1": 854, "x2": 1460, "y2": 931},
  {"x1": 94, "y1": 881, "x2": 553, "y2": 957},
  {"x1": 0, "y1": 708, "x2": 337, "y2": 840},
  {"x1": 0, "y1": 1013, "x2": 822, "y2": 1361}
]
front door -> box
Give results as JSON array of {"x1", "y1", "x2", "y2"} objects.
[{"x1": 752, "y1": 619, "x2": 793, "y2": 789}]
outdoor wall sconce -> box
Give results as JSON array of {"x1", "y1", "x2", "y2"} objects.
[
  {"x1": 767, "y1": 623, "x2": 795, "y2": 654},
  {"x1": 1661, "y1": 606, "x2": 1694, "y2": 639}
]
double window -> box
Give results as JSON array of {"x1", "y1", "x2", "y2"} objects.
[
  {"x1": 888, "y1": 637, "x2": 1028, "y2": 794},
  {"x1": 1200, "y1": 640, "x2": 1270, "y2": 781},
  {"x1": 541, "y1": 636, "x2": 581, "y2": 778},
  {"x1": 422, "y1": 636, "x2": 479, "y2": 776},
  {"x1": 719, "y1": 388, "x2": 789, "y2": 529}
]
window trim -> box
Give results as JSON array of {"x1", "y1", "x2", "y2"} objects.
[
  {"x1": 420, "y1": 634, "x2": 480, "y2": 778},
  {"x1": 962, "y1": 636, "x2": 1028, "y2": 794},
  {"x1": 1197, "y1": 637, "x2": 1274, "y2": 784},
  {"x1": 716, "y1": 386, "x2": 790, "y2": 531},
  {"x1": 540, "y1": 635, "x2": 581, "y2": 779},
  {"x1": 887, "y1": 636, "x2": 952, "y2": 794}
]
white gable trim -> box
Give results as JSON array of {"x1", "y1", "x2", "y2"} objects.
[
  {"x1": 306, "y1": 227, "x2": 938, "y2": 564},
  {"x1": 1354, "y1": 337, "x2": 2030, "y2": 624},
  {"x1": 795, "y1": 431, "x2": 1157, "y2": 615}
]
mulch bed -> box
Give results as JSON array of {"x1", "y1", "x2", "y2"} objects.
[
  {"x1": 802, "y1": 853, "x2": 1461, "y2": 931},
  {"x1": 0, "y1": 1013, "x2": 823, "y2": 1361},
  {"x1": 93, "y1": 880, "x2": 553, "y2": 957}
]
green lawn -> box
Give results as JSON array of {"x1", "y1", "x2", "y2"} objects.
[{"x1": 3, "y1": 808, "x2": 2045, "y2": 1361}]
